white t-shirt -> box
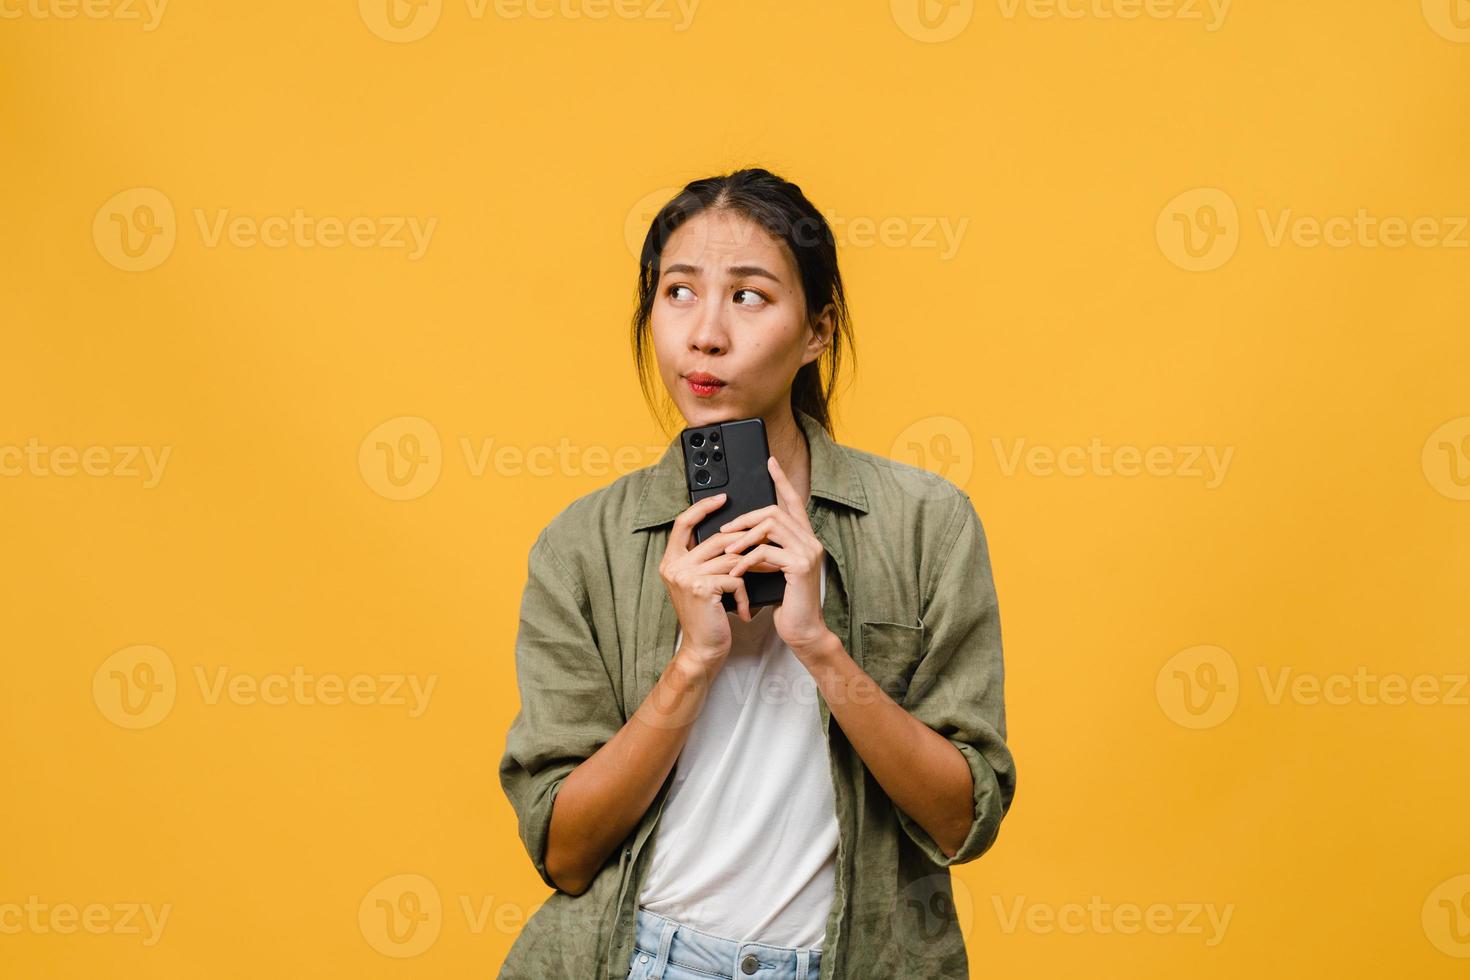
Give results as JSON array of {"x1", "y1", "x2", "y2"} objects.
[{"x1": 636, "y1": 561, "x2": 836, "y2": 949}]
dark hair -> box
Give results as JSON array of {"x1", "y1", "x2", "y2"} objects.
[{"x1": 631, "y1": 167, "x2": 855, "y2": 438}]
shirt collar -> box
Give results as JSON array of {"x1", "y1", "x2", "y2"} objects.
[{"x1": 630, "y1": 407, "x2": 869, "y2": 532}]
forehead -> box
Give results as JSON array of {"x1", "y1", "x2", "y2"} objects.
[{"x1": 660, "y1": 209, "x2": 794, "y2": 276}]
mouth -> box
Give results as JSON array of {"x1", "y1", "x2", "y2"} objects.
[{"x1": 684, "y1": 372, "x2": 727, "y2": 397}]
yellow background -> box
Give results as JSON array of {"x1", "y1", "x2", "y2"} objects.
[{"x1": 3, "y1": 0, "x2": 1469, "y2": 976}]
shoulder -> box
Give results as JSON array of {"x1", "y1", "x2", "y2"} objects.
[
  {"x1": 526, "y1": 461, "x2": 660, "y2": 580},
  {"x1": 838, "y1": 442, "x2": 977, "y2": 538}
]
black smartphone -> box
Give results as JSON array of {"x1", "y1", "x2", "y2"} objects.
[{"x1": 680, "y1": 416, "x2": 785, "y2": 613}]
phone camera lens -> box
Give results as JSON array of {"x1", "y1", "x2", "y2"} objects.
[
  {"x1": 693, "y1": 451, "x2": 707, "y2": 466},
  {"x1": 694, "y1": 469, "x2": 710, "y2": 486},
  {"x1": 712, "y1": 450, "x2": 722, "y2": 462},
  {"x1": 690, "y1": 433, "x2": 705, "y2": 448},
  {"x1": 710, "y1": 431, "x2": 720, "y2": 442}
]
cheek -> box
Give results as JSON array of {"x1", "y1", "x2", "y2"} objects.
[
  {"x1": 649, "y1": 325, "x2": 682, "y2": 376},
  {"x1": 748, "y1": 321, "x2": 806, "y2": 363}
]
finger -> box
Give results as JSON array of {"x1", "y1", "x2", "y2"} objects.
[
  {"x1": 737, "y1": 558, "x2": 782, "y2": 573},
  {"x1": 684, "y1": 529, "x2": 752, "y2": 565},
  {"x1": 717, "y1": 503, "x2": 780, "y2": 534},
  {"x1": 722, "y1": 514, "x2": 799, "y2": 556},
  {"x1": 694, "y1": 560, "x2": 752, "y2": 619},
  {"x1": 690, "y1": 552, "x2": 743, "y2": 578},
  {"x1": 732, "y1": 577, "x2": 751, "y2": 621},
  {"x1": 767, "y1": 455, "x2": 812, "y2": 527},
  {"x1": 666, "y1": 492, "x2": 727, "y2": 556},
  {"x1": 708, "y1": 574, "x2": 750, "y2": 609},
  {"x1": 730, "y1": 543, "x2": 795, "y2": 578}
]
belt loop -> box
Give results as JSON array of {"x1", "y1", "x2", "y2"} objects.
[
  {"x1": 796, "y1": 948, "x2": 810, "y2": 980},
  {"x1": 648, "y1": 919, "x2": 677, "y2": 980}
]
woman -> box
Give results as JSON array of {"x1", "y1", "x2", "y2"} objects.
[{"x1": 498, "y1": 168, "x2": 1016, "y2": 979}]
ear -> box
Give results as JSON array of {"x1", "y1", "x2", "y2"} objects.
[{"x1": 803, "y1": 303, "x2": 837, "y2": 364}]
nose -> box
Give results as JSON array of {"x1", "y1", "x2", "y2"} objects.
[{"x1": 688, "y1": 293, "x2": 730, "y2": 356}]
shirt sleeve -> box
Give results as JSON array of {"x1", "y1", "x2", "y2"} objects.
[
  {"x1": 497, "y1": 525, "x2": 626, "y2": 890},
  {"x1": 897, "y1": 490, "x2": 1018, "y2": 867}
]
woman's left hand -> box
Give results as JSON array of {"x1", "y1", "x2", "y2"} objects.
[{"x1": 718, "y1": 454, "x2": 835, "y2": 660}]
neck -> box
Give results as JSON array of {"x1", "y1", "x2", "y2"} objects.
[{"x1": 759, "y1": 406, "x2": 811, "y2": 505}]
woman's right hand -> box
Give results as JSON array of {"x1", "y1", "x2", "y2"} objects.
[{"x1": 659, "y1": 492, "x2": 753, "y2": 671}]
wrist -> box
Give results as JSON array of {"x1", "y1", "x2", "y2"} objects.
[
  {"x1": 791, "y1": 628, "x2": 842, "y2": 664},
  {"x1": 670, "y1": 645, "x2": 725, "y2": 686}
]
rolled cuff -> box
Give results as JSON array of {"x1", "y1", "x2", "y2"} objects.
[{"x1": 895, "y1": 738, "x2": 1008, "y2": 867}]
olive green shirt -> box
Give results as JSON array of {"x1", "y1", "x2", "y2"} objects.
[{"x1": 497, "y1": 408, "x2": 1017, "y2": 979}]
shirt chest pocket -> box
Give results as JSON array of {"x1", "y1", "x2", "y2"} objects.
[{"x1": 858, "y1": 619, "x2": 925, "y2": 705}]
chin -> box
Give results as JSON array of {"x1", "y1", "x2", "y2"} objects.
[{"x1": 682, "y1": 400, "x2": 740, "y2": 421}]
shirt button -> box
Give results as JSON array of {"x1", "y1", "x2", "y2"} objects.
[
  {"x1": 741, "y1": 953, "x2": 759, "y2": 974},
  {"x1": 639, "y1": 955, "x2": 648, "y2": 964}
]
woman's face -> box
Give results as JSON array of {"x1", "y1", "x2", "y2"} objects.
[{"x1": 651, "y1": 208, "x2": 832, "y2": 426}]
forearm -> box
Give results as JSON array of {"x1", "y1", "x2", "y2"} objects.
[
  {"x1": 800, "y1": 632, "x2": 974, "y2": 858},
  {"x1": 543, "y1": 647, "x2": 716, "y2": 893}
]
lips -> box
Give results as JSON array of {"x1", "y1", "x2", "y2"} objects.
[{"x1": 685, "y1": 372, "x2": 726, "y2": 398}]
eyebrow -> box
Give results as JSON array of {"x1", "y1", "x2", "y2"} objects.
[{"x1": 662, "y1": 262, "x2": 783, "y2": 283}]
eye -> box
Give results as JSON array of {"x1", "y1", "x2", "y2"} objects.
[
  {"x1": 732, "y1": 288, "x2": 767, "y2": 307},
  {"x1": 666, "y1": 284, "x2": 694, "y2": 302}
]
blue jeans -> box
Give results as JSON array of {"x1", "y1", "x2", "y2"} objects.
[{"x1": 625, "y1": 906, "x2": 822, "y2": 980}]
